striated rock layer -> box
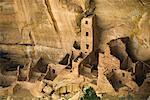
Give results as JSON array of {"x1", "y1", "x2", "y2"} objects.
[
  {"x1": 95, "y1": 0, "x2": 150, "y2": 61},
  {"x1": 0, "y1": 0, "x2": 86, "y2": 64},
  {"x1": 0, "y1": 0, "x2": 150, "y2": 64}
]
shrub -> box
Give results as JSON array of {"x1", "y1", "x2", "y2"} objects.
[{"x1": 81, "y1": 86, "x2": 100, "y2": 100}]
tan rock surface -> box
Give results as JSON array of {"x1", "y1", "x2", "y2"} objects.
[
  {"x1": 43, "y1": 85, "x2": 53, "y2": 95},
  {"x1": 0, "y1": 0, "x2": 85, "y2": 64},
  {"x1": 0, "y1": 0, "x2": 149, "y2": 64},
  {"x1": 0, "y1": 0, "x2": 150, "y2": 99},
  {"x1": 95, "y1": 0, "x2": 150, "y2": 61}
]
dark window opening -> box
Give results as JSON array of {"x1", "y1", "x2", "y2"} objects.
[
  {"x1": 85, "y1": 21, "x2": 88, "y2": 24},
  {"x1": 73, "y1": 41, "x2": 81, "y2": 50},
  {"x1": 119, "y1": 80, "x2": 122, "y2": 84},
  {"x1": 122, "y1": 73, "x2": 125, "y2": 77},
  {"x1": 86, "y1": 44, "x2": 89, "y2": 49},
  {"x1": 86, "y1": 32, "x2": 89, "y2": 36},
  {"x1": 52, "y1": 69, "x2": 55, "y2": 73}
]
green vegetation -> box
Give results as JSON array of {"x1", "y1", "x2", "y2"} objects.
[
  {"x1": 81, "y1": 86, "x2": 100, "y2": 100},
  {"x1": 129, "y1": 14, "x2": 143, "y2": 49},
  {"x1": 76, "y1": 13, "x2": 84, "y2": 27},
  {"x1": 85, "y1": 0, "x2": 95, "y2": 11}
]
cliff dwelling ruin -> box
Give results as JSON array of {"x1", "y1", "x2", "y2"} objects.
[{"x1": 0, "y1": 0, "x2": 150, "y2": 99}]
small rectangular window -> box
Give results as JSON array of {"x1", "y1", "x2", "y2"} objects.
[
  {"x1": 122, "y1": 73, "x2": 125, "y2": 77},
  {"x1": 86, "y1": 32, "x2": 89, "y2": 36},
  {"x1": 86, "y1": 44, "x2": 89, "y2": 49},
  {"x1": 52, "y1": 69, "x2": 55, "y2": 73},
  {"x1": 85, "y1": 21, "x2": 88, "y2": 24}
]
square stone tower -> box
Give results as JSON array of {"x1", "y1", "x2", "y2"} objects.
[{"x1": 81, "y1": 15, "x2": 95, "y2": 54}]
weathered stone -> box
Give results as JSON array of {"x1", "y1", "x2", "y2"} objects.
[
  {"x1": 72, "y1": 84, "x2": 80, "y2": 92},
  {"x1": 44, "y1": 64, "x2": 66, "y2": 81},
  {"x1": 69, "y1": 91, "x2": 81, "y2": 100},
  {"x1": 98, "y1": 46, "x2": 120, "y2": 73},
  {"x1": 59, "y1": 86, "x2": 67, "y2": 94},
  {"x1": 97, "y1": 67, "x2": 116, "y2": 95},
  {"x1": 138, "y1": 76, "x2": 150, "y2": 97},
  {"x1": 95, "y1": 0, "x2": 150, "y2": 61},
  {"x1": 66, "y1": 85, "x2": 72, "y2": 93},
  {"x1": 52, "y1": 92, "x2": 60, "y2": 100},
  {"x1": 43, "y1": 85, "x2": 53, "y2": 94},
  {"x1": 113, "y1": 69, "x2": 139, "y2": 92},
  {"x1": 83, "y1": 65, "x2": 93, "y2": 73},
  {"x1": 0, "y1": 0, "x2": 84, "y2": 64}
]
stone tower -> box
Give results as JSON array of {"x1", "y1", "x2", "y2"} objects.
[{"x1": 81, "y1": 15, "x2": 94, "y2": 54}]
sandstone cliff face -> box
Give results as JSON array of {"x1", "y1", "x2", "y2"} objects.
[
  {"x1": 0, "y1": 0, "x2": 86, "y2": 64},
  {"x1": 95, "y1": 0, "x2": 150, "y2": 61},
  {"x1": 0, "y1": 0, "x2": 150, "y2": 65}
]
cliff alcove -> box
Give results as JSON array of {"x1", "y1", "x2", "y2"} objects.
[{"x1": 0, "y1": 0, "x2": 150, "y2": 99}]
